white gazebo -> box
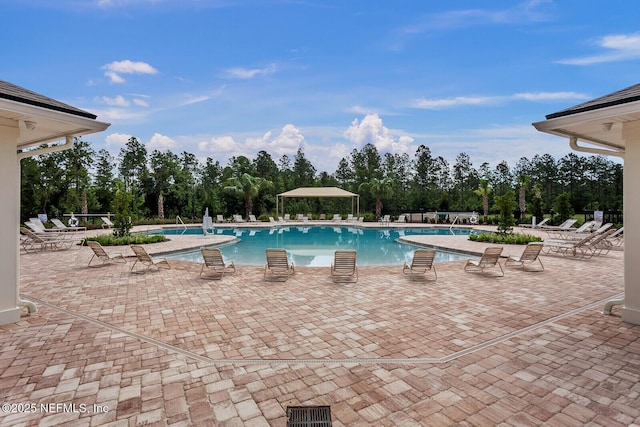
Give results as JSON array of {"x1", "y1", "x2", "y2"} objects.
[
  {"x1": 533, "y1": 82, "x2": 639, "y2": 325},
  {"x1": 276, "y1": 187, "x2": 359, "y2": 218},
  {"x1": 0, "y1": 80, "x2": 110, "y2": 325}
]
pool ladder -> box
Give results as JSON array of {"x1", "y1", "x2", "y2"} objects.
[
  {"x1": 449, "y1": 216, "x2": 458, "y2": 234},
  {"x1": 176, "y1": 215, "x2": 187, "y2": 233}
]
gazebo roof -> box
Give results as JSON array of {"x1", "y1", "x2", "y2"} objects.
[{"x1": 278, "y1": 187, "x2": 358, "y2": 198}]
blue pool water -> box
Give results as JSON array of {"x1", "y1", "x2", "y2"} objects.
[{"x1": 154, "y1": 226, "x2": 475, "y2": 267}]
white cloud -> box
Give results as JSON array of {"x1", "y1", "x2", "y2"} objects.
[
  {"x1": 102, "y1": 95, "x2": 130, "y2": 107},
  {"x1": 102, "y1": 60, "x2": 159, "y2": 83},
  {"x1": 224, "y1": 64, "x2": 277, "y2": 79},
  {"x1": 105, "y1": 132, "x2": 131, "y2": 148},
  {"x1": 95, "y1": 108, "x2": 146, "y2": 121},
  {"x1": 344, "y1": 113, "x2": 413, "y2": 153},
  {"x1": 412, "y1": 96, "x2": 495, "y2": 109},
  {"x1": 402, "y1": 1, "x2": 552, "y2": 33},
  {"x1": 198, "y1": 136, "x2": 238, "y2": 153},
  {"x1": 133, "y1": 98, "x2": 149, "y2": 107},
  {"x1": 347, "y1": 105, "x2": 372, "y2": 114},
  {"x1": 412, "y1": 91, "x2": 589, "y2": 109},
  {"x1": 271, "y1": 124, "x2": 305, "y2": 154},
  {"x1": 245, "y1": 131, "x2": 273, "y2": 151},
  {"x1": 558, "y1": 32, "x2": 640, "y2": 65},
  {"x1": 512, "y1": 91, "x2": 589, "y2": 101},
  {"x1": 147, "y1": 133, "x2": 178, "y2": 151},
  {"x1": 180, "y1": 95, "x2": 210, "y2": 106}
]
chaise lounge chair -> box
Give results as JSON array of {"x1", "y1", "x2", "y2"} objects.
[
  {"x1": 19, "y1": 227, "x2": 76, "y2": 252},
  {"x1": 87, "y1": 240, "x2": 127, "y2": 267},
  {"x1": 539, "y1": 218, "x2": 577, "y2": 231},
  {"x1": 519, "y1": 217, "x2": 550, "y2": 229},
  {"x1": 51, "y1": 218, "x2": 87, "y2": 232},
  {"x1": 101, "y1": 217, "x2": 114, "y2": 229},
  {"x1": 403, "y1": 249, "x2": 437, "y2": 280},
  {"x1": 130, "y1": 245, "x2": 171, "y2": 273},
  {"x1": 464, "y1": 247, "x2": 504, "y2": 276},
  {"x1": 331, "y1": 250, "x2": 358, "y2": 283},
  {"x1": 200, "y1": 248, "x2": 235, "y2": 279},
  {"x1": 505, "y1": 242, "x2": 544, "y2": 271},
  {"x1": 546, "y1": 220, "x2": 595, "y2": 239},
  {"x1": 607, "y1": 227, "x2": 624, "y2": 247},
  {"x1": 264, "y1": 248, "x2": 295, "y2": 281},
  {"x1": 543, "y1": 229, "x2": 616, "y2": 258}
]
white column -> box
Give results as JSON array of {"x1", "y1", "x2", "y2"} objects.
[
  {"x1": 0, "y1": 118, "x2": 21, "y2": 325},
  {"x1": 622, "y1": 120, "x2": 640, "y2": 325}
]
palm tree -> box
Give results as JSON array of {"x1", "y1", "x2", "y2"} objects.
[
  {"x1": 358, "y1": 177, "x2": 393, "y2": 221},
  {"x1": 474, "y1": 179, "x2": 491, "y2": 223},
  {"x1": 223, "y1": 173, "x2": 273, "y2": 219},
  {"x1": 518, "y1": 175, "x2": 530, "y2": 219}
]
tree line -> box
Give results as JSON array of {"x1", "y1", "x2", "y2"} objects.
[{"x1": 19, "y1": 137, "x2": 623, "y2": 225}]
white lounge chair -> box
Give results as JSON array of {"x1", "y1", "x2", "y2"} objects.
[
  {"x1": 101, "y1": 217, "x2": 114, "y2": 229},
  {"x1": 520, "y1": 217, "x2": 550, "y2": 229},
  {"x1": 396, "y1": 215, "x2": 406, "y2": 223},
  {"x1": 543, "y1": 230, "x2": 616, "y2": 258},
  {"x1": 546, "y1": 221, "x2": 595, "y2": 239},
  {"x1": 51, "y1": 218, "x2": 86, "y2": 232},
  {"x1": 249, "y1": 215, "x2": 258, "y2": 222},
  {"x1": 19, "y1": 227, "x2": 75, "y2": 252},
  {"x1": 539, "y1": 218, "x2": 577, "y2": 231}
]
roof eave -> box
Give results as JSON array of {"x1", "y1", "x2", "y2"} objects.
[
  {"x1": 1, "y1": 98, "x2": 110, "y2": 149},
  {"x1": 533, "y1": 99, "x2": 640, "y2": 152}
]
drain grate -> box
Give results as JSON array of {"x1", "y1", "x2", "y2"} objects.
[{"x1": 286, "y1": 406, "x2": 332, "y2": 427}]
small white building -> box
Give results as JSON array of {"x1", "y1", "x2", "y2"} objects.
[
  {"x1": 534, "y1": 83, "x2": 639, "y2": 325},
  {"x1": 0, "y1": 80, "x2": 110, "y2": 325}
]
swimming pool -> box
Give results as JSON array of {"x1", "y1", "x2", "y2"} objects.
[{"x1": 154, "y1": 225, "x2": 475, "y2": 267}]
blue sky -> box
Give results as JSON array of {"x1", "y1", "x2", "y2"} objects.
[{"x1": 2, "y1": 0, "x2": 638, "y2": 172}]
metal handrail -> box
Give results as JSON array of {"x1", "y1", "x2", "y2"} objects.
[
  {"x1": 176, "y1": 215, "x2": 187, "y2": 230},
  {"x1": 449, "y1": 216, "x2": 458, "y2": 234}
]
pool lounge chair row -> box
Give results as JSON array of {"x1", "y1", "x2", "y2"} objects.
[
  {"x1": 85, "y1": 241, "x2": 551, "y2": 284},
  {"x1": 20, "y1": 227, "x2": 78, "y2": 252},
  {"x1": 464, "y1": 244, "x2": 546, "y2": 277},
  {"x1": 543, "y1": 228, "x2": 617, "y2": 258}
]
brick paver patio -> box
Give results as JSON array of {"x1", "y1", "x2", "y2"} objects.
[{"x1": 1, "y1": 224, "x2": 638, "y2": 426}]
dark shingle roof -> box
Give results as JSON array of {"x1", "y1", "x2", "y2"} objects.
[
  {"x1": 0, "y1": 79, "x2": 97, "y2": 119},
  {"x1": 546, "y1": 82, "x2": 640, "y2": 119}
]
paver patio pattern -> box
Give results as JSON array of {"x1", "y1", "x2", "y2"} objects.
[{"x1": 1, "y1": 224, "x2": 638, "y2": 426}]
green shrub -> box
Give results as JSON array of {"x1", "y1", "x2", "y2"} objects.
[
  {"x1": 84, "y1": 234, "x2": 167, "y2": 246},
  {"x1": 469, "y1": 232, "x2": 542, "y2": 245}
]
